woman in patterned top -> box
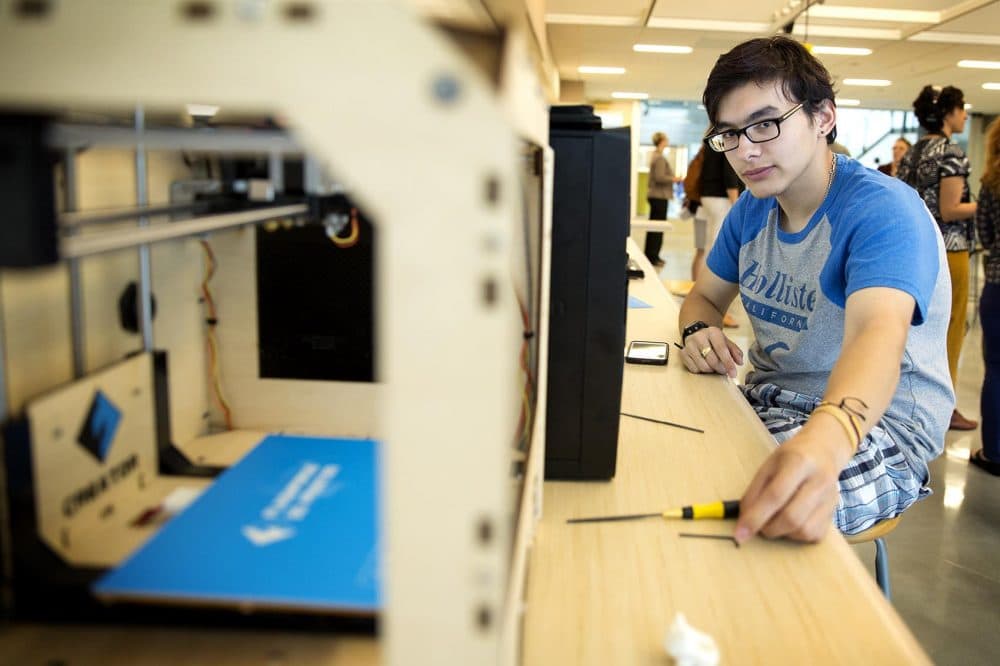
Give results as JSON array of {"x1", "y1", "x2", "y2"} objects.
[
  {"x1": 972, "y1": 117, "x2": 1000, "y2": 475},
  {"x1": 897, "y1": 85, "x2": 979, "y2": 431}
]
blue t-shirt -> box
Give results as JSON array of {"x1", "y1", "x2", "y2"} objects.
[{"x1": 707, "y1": 155, "x2": 954, "y2": 474}]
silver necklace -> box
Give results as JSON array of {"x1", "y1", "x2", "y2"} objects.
[
  {"x1": 779, "y1": 153, "x2": 838, "y2": 228},
  {"x1": 823, "y1": 153, "x2": 837, "y2": 202}
]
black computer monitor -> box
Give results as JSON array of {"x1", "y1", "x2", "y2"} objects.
[{"x1": 545, "y1": 106, "x2": 630, "y2": 480}]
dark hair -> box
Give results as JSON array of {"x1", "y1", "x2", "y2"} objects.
[
  {"x1": 982, "y1": 116, "x2": 1000, "y2": 195},
  {"x1": 702, "y1": 36, "x2": 837, "y2": 144},
  {"x1": 912, "y1": 85, "x2": 965, "y2": 133}
]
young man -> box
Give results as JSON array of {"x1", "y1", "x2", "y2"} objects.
[{"x1": 678, "y1": 37, "x2": 954, "y2": 544}]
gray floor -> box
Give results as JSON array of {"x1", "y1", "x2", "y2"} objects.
[{"x1": 652, "y1": 220, "x2": 1000, "y2": 666}]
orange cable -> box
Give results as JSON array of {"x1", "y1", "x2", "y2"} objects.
[
  {"x1": 329, "y1": 207, "x2": 360, "y2": 248},
  {"x1": 200, "y1": 240, "x2": 233, "y2": 430}
]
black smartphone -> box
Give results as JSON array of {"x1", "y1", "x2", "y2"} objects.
[
  {"x1": 626, "y1": 258, "x2": 644, "y2": 279},
  {"x1": 625, "y1": 340, "x2": 668, "y2": 365}
]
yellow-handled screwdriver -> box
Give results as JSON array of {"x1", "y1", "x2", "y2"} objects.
[{"x1": 567, "y1": 499, "x2": 740, "y2": 524}]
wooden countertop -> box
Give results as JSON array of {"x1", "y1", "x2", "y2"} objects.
[
  {"x1": 0, "y1": 242, "x2": 929, "y2": 665},
  {"x1": 520, "y1": 241, "x2": 931, "y2": 665}
]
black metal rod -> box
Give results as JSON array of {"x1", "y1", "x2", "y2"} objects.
[
  {"x1": 566, "y1": 513, "x2": 661, "y2": 524},
  {"x1": 620, "y1": 412, "x2": 705, "y2": 434},
  {"x1": 677, "y1": 532, "x2": 740, "y2": 548},
  {"x1": 59, "y1": 201, "x2": 211, "y2": 227},
  {"x1": 678, "y1": 533, "x2": 739, "y2": 547}
]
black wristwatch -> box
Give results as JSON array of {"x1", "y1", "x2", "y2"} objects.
[{"x1": 681, "y1": 320, "x2": 709, "y2": 345}]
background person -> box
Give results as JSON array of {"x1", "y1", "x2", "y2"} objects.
[
  {"x1": 645, "y1": 131, "x2": 678, "y2": 266},
  {"x1": 698, "y1": 142, "x2": 743, "y2": 269},
  {"x1": 830, "y1": 140, "x2": 851, "y2": 156},
  {"x1": 683, "y1": 145, "x2": 707, "y2": 279},
  {"x1": 972, "y1": 117, "x2": 1000, "y2": 476},
  {"x1": 698, "y1": 141, "x2": 743, "y2": 327},
  {"x1": 878, "y1": 136, "x2": 911, "y2": 177},
  {"x1": 897, "y1": 85, "x2": 979, "y2": 431}
]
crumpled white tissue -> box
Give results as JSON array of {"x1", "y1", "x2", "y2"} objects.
[{"x1": 664, "y1": 612, "x2": 720, "y2": 666}]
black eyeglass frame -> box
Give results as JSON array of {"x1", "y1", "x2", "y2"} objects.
[{"x1": 703, "y1": 103, "x2": 805, "y2": 153}]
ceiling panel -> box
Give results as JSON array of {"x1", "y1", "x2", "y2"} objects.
[
  {"x1": 547, "y1": 0, "x2": 653, "y2": 15},
  {"x1": 937, "y1": 5, "x2": 1000, "y2": 31},
  {"x1": 546, "y1": 0, "x2": 1000, "y2": 113},
  {"x1": 813, "y1": 0, "x2": 967, "y2": 10}
]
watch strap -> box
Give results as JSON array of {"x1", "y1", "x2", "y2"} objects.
[{"x1": 681, "y1": 320, "x2": 709, "y2": 344}]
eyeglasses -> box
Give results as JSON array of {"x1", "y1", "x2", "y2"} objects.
[{"x1": 704, "y1": 103, "x2": 804, "y2": 153}]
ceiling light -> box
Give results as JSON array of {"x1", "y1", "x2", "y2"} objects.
[
  {"x1": 836, "y1": 98, "x2": 861, "y2": 106},
  {"x1": 633, "y1": 44, "x2": 692, "y2": 54},
  {"x1": 612, "y1": 92, "x2": 649, "y2": 100},
  {"x1": 578, "y1": 66, "x2": 625, "y2": 75},
  {"x1": 185, "y1": 103, "x2": 220, "y2": 117},
  {"x1": 910, "y1": 32, "x2": 1000, "y2": 46},
  {"x1": 545, "y1": 13, "x2": 637, "y2": 26},
  {"x1": 811, "y1": 46, "x2": 872, "y2": 56},
  {"x1": 958, "y1": 59, "x2": 1000, "y2": 70},
  {"x1": 984, "y1": 83, "x2": 1000, "y2": 91},
  {"x1": 646, "y1": 18, "x2": 770, "y2": 32},
  {"x1": 791, "y1": 25, "x2": 900, "y2": 40},
  {"x1": 806, "y1": 6, "x2": 939, "y2": 23},
  {"x1": 842, "y1": 78, "x2": 891, "y2": 87}
]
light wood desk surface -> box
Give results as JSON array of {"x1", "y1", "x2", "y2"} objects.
[
  {"x1": 521, "y1": 241, "x2": 931, "y2": 665},
  {"x1": 0, "y1": 243, "x2": 930, "y2": 665}
]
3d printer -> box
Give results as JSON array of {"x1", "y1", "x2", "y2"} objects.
[{"x1": 0, "y1": 3, "x2": 552, "y2": 664}]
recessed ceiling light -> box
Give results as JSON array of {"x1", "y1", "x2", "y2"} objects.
[
  {"x1": 958, "y1": 60, "x2": 1000, "y2": 70},
  {"x1": 984, "y1": 83, "x2": 1000, "y2": 91},
  {"x1": 612, "y1": 92, "x2": 649, "y2": 100},
  {"x1": 811, "y1": 46, "x2": 872, "y2": 56},
  {"x1": 185, "y1": 103, "x2": 220, "y2": 117},
  {"x1": 545, "y1": 13, "x2": 637, "y2": 26},
  {"x1": 633, "y1": 44, "x2": 692, "y2": 54},
  {"x1": 842, "y1": 78, "x2": 891, "y2": 87},
  {"x1": 836, "y1": 98, "x2": 861, "y2": 106},
  {"x1": 578, "y1": 66, "x2": 626, "y2": 75},
  {"x1": 794, "y1": 25, "x2": 900, "y2": 40},
  {"x1": 646, "y1": 18, "x2": 770, "y2": 32},
  {"x1": 807, "y1": 6, "x2": 939, "y2": 23},
  {"x1": 910, "y1": 32, "x2": 1000, "y2": 46}
]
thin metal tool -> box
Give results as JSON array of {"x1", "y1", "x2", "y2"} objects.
[
  {"x1": 620, "y1": 412, "x2": 704, "y2": 434},
  {"x1": 568, "y1": 512, "x2": 662, "y2": 524},
  {"x1": 567, "y1": 499, "x2": 740, "y2": 524},
  {"x1": 679, "y1": 533, "x2": 740, "y2": 547}
]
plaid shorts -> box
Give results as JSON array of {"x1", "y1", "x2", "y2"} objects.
[{"x1": 741, "y1": 383, "x2": 931, "y2": 535}]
